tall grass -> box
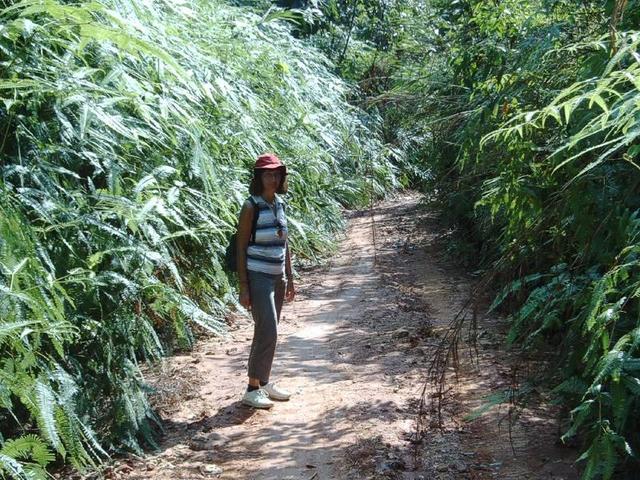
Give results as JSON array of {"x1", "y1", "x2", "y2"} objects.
[{"x1": 0, "y1": 0, "x2": 396, "y2": 476}]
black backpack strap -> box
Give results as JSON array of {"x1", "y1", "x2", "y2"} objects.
[{"x1": 248, "y1": 196, "x2": 259, "y2": 244}]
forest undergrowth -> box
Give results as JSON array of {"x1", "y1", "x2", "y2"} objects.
[
  {"x1": 290, "y1": 0, "x2": 640, "y2": 477},
  {"x1": 2, "y1": 0, "x2": 640, "y2": 478}
]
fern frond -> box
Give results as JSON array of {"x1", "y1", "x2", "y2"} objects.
[
  {"x1": 0, "y1": 434, "x2": 54, "y2": 467},
  {"x1": 0, "y1": 453, "x2": 29, "y2": 480},
  {"x1": 34, "y1": 381, "x2": 61, "y2": 453}
]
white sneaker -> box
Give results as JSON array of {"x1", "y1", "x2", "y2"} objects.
[
  {"x1": 262, "y1": 382, "x2": 291, "y2": 401},
  {"x1": 242, "y1": 388, "x2": 274, "y2": 409}
]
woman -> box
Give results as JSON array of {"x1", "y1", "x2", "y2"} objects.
[{"x1": 236, "y1": 153, "x2": 295, "y2": 409}]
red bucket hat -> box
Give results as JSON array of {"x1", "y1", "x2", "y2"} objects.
[{"x1": 254, "y1": 153, "x2": 287, "y2": 175}]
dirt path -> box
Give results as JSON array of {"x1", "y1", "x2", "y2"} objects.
[{"x1": 93, "y1": 193, "x2": 579, "y2": 480}]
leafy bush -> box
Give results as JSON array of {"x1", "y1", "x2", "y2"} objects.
[
  {"x1": 0, "y1": 0, "x2": 395, "y2": 476},
  {"x1": 381, "y1": 0, "x2": 640, "y2": 477}
]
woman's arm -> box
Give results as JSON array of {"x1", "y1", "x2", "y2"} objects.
[
  {"x1": 285, "y1": 242, "x2": 295, "y2": 302},
  {"x1": 236, "y1": 200, "x2": 254, "y2": 309}
]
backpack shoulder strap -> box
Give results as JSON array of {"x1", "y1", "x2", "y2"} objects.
[{"x1": 248, "y1": 196, "x2": 259, "y2": 244}]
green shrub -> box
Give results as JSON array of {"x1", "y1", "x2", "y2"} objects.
[{"x1": 0, "y1": 0, "x2": 395, "y2": 476}]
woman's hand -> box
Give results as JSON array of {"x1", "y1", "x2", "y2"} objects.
[
  {"x1": 285, "y1": 278, "x2": 295, "y2": 303},
  {"x1": 239, "y1": 285, "x2": 251, "y2": 310}
]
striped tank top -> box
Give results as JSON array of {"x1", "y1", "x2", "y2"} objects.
[{"x1": 246, "y1": 194, "x2": 288, "y2": 275}]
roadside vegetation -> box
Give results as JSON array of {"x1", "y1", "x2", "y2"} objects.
[
  {"x1": 0, "y1": 0, "x2": 395, "y2": 477},
  {"x1": 301, "y1": 0, "x2": 640, "y2": 477},
  {"x1": 2, "y1": 0, "x2": 639, "y2": 478}
]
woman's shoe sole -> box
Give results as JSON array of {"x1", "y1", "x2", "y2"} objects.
[
  {"x1": 266, "y1": 394, "x2": 290, "y2": 401},
  {"x1": 242, "y1": 399, "x2": 273, "y2": 409}
]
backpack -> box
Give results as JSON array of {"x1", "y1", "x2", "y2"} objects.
[{"x1": 225, "y1": 197, "x2": 259, "y2": 272}]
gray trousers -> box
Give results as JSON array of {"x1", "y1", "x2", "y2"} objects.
[{"x1": 247, "y1": 270, "x2": 286, "y2": 382}]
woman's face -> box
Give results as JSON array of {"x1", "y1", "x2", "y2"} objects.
[{"x1": 261, "y1": 170, "x2": 282, "y2": 193}]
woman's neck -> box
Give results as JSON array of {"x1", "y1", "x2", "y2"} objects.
[{"x1": 261, "y1": 192, "x2": 276, "y2": 203}]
